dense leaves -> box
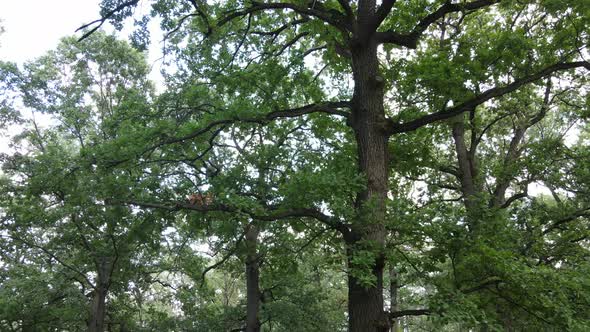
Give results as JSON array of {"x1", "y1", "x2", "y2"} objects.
[{"x1": 1, "y1": 1, "x2": 589, "y2": 331}]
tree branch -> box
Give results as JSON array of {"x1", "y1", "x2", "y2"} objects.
[
  {"x1": 265, "y1": 101, "x2": 350, "y2": 119},
  {"x1": 199, "y1": 234, "x2": 245, "y2": 287},
  {"x1": 8, "y1": 235, "x2": 95, "y2": 289},
  {"x1": 390, "y1": 309, "x2": 431, "y2": 319},
  {"x1": 376, "y1": 0, "x2": 499, "y2": 48},
  {"x1": 133, "y1": 101, "x2": 349, "y2": 162},
  {"x1": 542, "y1": 208, "x2": 590, "y2": 235},
  {"x1": 462, "y1": 276, "x2": 502, "y2": 293},
  {"x1": 77, "y1": 0, "x2": 140, "y2": 41},
  {"x1": 370, "y1": 0, "x2": 397, "y2": 33},
  {"x1": 124, "y1": 199, "x2": 350, "y2": 236},
  {"x1": 218, "y1": 2, "x2": 350, "y2": 33},
  {"x1": 388, "y1": 61, "x2": 589, "y2": 134},
  {"x1": 337, "y1": 0, "x2": 354, "y2": 19},
  {"x1": 499, "y1": 191, "x2": 528, "y2": 209}
]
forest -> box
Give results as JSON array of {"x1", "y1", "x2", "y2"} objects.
[{"x1": 0, "y1": 1, "x2": 589, "y2": 331}]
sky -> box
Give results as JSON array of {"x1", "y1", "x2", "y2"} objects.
[
  {"x1": 0, "y1": 1, "x2": 101, "y2": 63},
  {"x1": 0, "y1": 1, "x2": 164, "y2": 153},
  {"x1": 0, "y1": 1, "x2": 101, "y2": 154}
]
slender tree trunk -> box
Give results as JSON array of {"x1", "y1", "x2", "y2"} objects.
[
  {"x1": 347, "y1": 11, "x2": 391, "y2": 330},
  {"x1": 245, "y1": 223, "x2": 261, "y2": 332},
  {"x1": 451, "y1": 119, "x2": 478, "y2": 212},
  {"x1": 390, "y1": 267, "x2": 400, "y2": 332}
]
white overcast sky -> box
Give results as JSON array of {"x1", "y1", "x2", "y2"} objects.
[
  {"x1": 0, "y1": 1, "x2": 164, "y2": 154},
  {"x1": 0, "y1": 0, "x2": 163, "y2": 72},
  {"x1": 0, "y1": 1, "x2": 101, "y2": 63}
]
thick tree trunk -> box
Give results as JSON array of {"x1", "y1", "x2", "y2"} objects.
[
  {"x1": 88, "y1": 258, "x2": 111, "y2": 332},
  {"x1": 245, "y1": 223, "x2": 261, "y2": 332},
  {"x1": 88, "y1": 287, "x2": 108, "y2": 332},
  {"x1": 347, "y1": 242, "x2": 388, "y2": 332},
  {"x1": 347, "y1": 14, "x2": 390, "y2": 330}
]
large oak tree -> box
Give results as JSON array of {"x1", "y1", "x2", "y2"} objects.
[{"x1": 76, "y1": 1, "x2": 589, "y2": 331}]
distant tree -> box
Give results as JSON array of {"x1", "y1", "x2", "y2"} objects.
[{"x1": 0, "y1": 33, "x2": 172, "y2": 331}]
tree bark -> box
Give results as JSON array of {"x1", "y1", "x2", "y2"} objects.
[
  {"x1": 88, "y1": 257, "x2": 111, "y2": 332},
  {"x1": 390, "y1": 267, "x2": 400, "y2": 332},
  {"x1": 451, "y1": 118, "x2": 478, "y2": 212},
  {"x1": 245, "y1": 223, "x2": 261, "y2": 332},
  {"x1": 347, "y1": 4, "x2": 390, "y2": 329},
  {"x1": 88, "y1": 286, "x2": 108, "y2": 332}
]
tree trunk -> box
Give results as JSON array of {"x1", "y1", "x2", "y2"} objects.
[
  {"x1": 245, "y1": 223, "x2": 261, "y2": 332},
  {"x1": 451, "y1": 119, "x2": 478, "y2": 212},
  {"x1": 88, "y1": 257, "x2": 111, "y2": 332},
  {"x1": 88, "y1": 287, "x2": 107, "y2": 332},
  {"x1": 347, "y1": 12, "x2": 390, "y2": 330},
  {"x1": 390, "y1": 267, "x2": 400, "y2": 332}
]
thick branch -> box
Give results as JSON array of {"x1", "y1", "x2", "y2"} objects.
[
  {"x1": 369, "y1": 0, "x2": 397, "y2": 33},
  {"x1": 377, "y1": 0, "x2": 499, "y2": 48},
  {"x1": 542, "y1": 208, "x2": 590, "y2": 235},
  {"x1": 390, "y1": 309, "x2": 431, "y2": 319},
  {"x1": 499, "y1": 191, "x2": 528, "y2": 209},
  {"x1": 452, "y1": 119, "x2": 478, "y2": 211},
  {"x1": 218, "y1": 2, "x2": 350, "y2": 32},
  {"x1": 265, "y1": 101, "x2": 350, "y2": 119},
  {"x1": 491, "y1": 127, "x2": 526, "y2": 207},
  {"x1": 388, "y1": 61, "x2": 590, "y2": 134},
  {"x1": 125, "y1": 199, "x2": 349, "y2": 235},
  {"x1": 337, "y1": 0, "x2": 354, "y2": 19},
  {"x1": 149, "y1": 101, "x2": 349, "y2": 151}
]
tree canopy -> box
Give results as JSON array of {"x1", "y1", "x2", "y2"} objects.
[{"x1": 1, "y1": 1, "x2": 589, "y2": 331}]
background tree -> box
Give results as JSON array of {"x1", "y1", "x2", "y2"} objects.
[{"x1": 0, "y1": 33, "x2": 177, "y2": 331}]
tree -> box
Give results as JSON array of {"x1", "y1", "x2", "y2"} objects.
[
  {"x1": 0, "y1": 33, "x2": 173, "y2": 331},
  {"x1": 77, "y1": 1, "x2": 589, "y2": 331}
]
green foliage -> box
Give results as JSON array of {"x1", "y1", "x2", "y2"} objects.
[{"x1": 2, "y1": 1, "x2": 590, "y2": 331}]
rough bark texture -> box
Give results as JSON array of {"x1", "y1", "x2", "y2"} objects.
[
  {"x1": 88, "y1": 288, "x2": 107, "y2": 332},
  {"x1": 88, "y1": 258, "x2": 111, "y2": 332},
  {"x1": 347, "y1": 1, "x2": 390, "y2": 330},
  {"x1": 452, "y1": 119, "x2": 478, "y2": 212},
  {"x1": 245, "y1": 224, "x2": 261, "y2": 332}
]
